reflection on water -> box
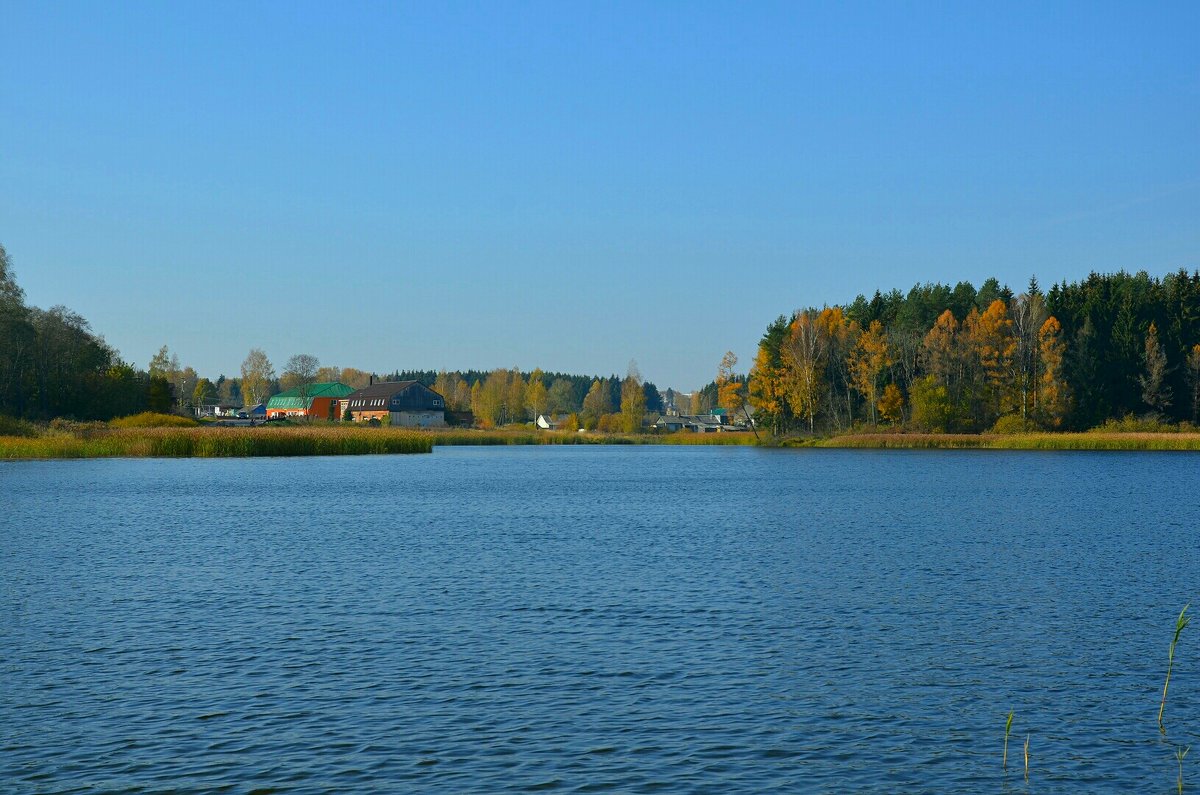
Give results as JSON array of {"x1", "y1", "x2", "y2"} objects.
[{"x1": 2, "y1": 447, "x2": 1198, "y2": 792}]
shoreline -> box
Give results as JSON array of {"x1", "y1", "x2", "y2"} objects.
[
  {"x1": 4, "y1": 425, "x2": 1200, "y2": 459},
  {"x1": 796, "y1": 431, "x2": 1200, "y2": 451}
]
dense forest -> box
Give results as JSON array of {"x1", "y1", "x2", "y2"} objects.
[
  {"x1": 749, "y1": 271, "x2": 1200, "y2": 433},
  {"x1": 0, "y1": 245, "x2": 157, "y2": 420}
]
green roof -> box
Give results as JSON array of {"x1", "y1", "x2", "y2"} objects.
[{"x1": 265, "y1": 382, "x2": 355, "y2": 410}]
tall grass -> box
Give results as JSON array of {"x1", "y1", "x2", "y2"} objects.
[
  {"x1": 812, "y1": 432, "x2": 1200, "y2": 451},
  {"x1": 0, "y1": 426, "x2": 431, "y2": 459},
  {"x1": 1160, "y1": 603, "x2": 1191, "y2": 734},
  {"x1": 1003, "y1": 710, "x2": 1014, "y2": 771},
  {"x1": 0, "y1": 423, "x2": 759, "y2": 458}
]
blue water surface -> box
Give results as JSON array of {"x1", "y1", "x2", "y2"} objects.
[{"x1": 2, "y1": 446, "x2": 1198, "y2": 793}]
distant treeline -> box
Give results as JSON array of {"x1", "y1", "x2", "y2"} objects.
[
  {"x1": 750, "y1": 271, "x2": 1200, "y2": 433},
  {"x1": 388, "y1": 368, "x2": 669, "y2": 428}
]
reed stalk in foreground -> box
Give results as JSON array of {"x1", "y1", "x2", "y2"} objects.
[
  {"x1": 1179, "y1": 746, "x2": 1190, "y2": 795},
  {"x1": 1003, "y1": 710, "x2": 1013, "y2": 771},
  {"x1": 1160, "y1": 604, "x2": 1191, "y2": 734},
  {"x1": 1024, "y1": 735, "x2": 1030, "y2": 781}
]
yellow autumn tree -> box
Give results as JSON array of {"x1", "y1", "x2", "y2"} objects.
[
  {"x1": 581, "y1": 379, "x2": 610, "y2": 429},
  {"x1": 780, "y1": 310, "x2": 827, "y2": 432},
  {"x1": 505, "y1": 368, "x2": 527, "y2": 423},
  {"x1": 749, "y1": 344, "x2": 785, "y2": 429},
  {"x1": 471, "y1": 370, "x2": 508, "y2": 427},
  {"x1": 469, "y1": 380, "x2": 487, "y2": 426},
  {"x1": 877, "y1": 383, "x2": 904, "y2": 425},
  {"x1": 1037, "y1": 315, "x2": 1069, "y2": 427},
  {"x1": 434, "y1": 370, "x2": 464, "y2": 410},
  {"x1": 849, "y1": 320, "x2": 891, "y2": 425},
  {"x1": 620, "y1": 362, "x2": 645, "y2": 433},
  {"x1": 526, "y1": 369, "x2": 549, "y2": 419},
  {"x1": 716, "y1": 351, "x2": 744, "y2": 417},
  {"x1": 817, "y1": 307, "x2": 856, "y2": 427}
]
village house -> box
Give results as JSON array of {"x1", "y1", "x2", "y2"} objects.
[
  {"x1": 265, "y1": 382, "x2": 355, "y2": 419},
  {"x1": 340, "y1": 381, "x2": 446, "y2": 427},
  {"x1": 652, "y1": 410, "x2": 744, "y2": 433}
]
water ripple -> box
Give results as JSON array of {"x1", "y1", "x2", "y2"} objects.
[{"x1": 2, "y1": 448, "x2": 1198, "y2": 792}]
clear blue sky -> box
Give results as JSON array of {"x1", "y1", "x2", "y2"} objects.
[{"x1": 2, "y1": 2, "x2": 1197, "y2": 390}]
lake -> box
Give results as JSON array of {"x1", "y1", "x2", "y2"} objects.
[{"x1": 2, "y1": 446, "x2": 1197, "y2": 793}]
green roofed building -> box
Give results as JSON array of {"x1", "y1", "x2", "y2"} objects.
[{"x1": 265, "y1": 382, "x2": 355, "y2": 420}]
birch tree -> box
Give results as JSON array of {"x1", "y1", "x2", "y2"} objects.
[{"x1": 240, "y1": 348, "x2": 275, "y2": 406}]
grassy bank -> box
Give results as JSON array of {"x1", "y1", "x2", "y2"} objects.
[
  {"x1": 0, "y1": 423, "x2": 760, "y2": 459},
  {"x1": 801, "y1": 432, "x2": 1200, "y2": 451},
  {"x1": 0, "y1": 426, "x2": 433, "y2": 459},
  {"x1": 16, "y1": 420, "x2": 1193, "y2": 458}
]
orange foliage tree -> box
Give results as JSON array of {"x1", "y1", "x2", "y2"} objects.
[
  {"x1": 1037, "y1": 316, "x2": 1069, "y2": 427},
  {"x1": 970, "y1": 299, "x2": 1018, "y2": 422},
  {"x1": 849, "y1": 320, "x2": 891, "y2": 425}
]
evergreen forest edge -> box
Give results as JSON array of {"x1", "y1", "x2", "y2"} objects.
[{"x1": 4, "y1": 242, "x2": 1200, "y2": 442}]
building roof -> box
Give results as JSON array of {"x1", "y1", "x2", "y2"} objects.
[
  {"x1": 653, "y1": 413, "x2": 728, "y2": 428},
  {"x1": 343, "y1": 380, "x2": 421, "y2": 401},
  {"x1": 266, "y1": 382, "x2": 355, "y2": 410}
]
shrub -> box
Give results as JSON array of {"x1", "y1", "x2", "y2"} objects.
[
  {"x1": 991, "y1": 414, "x2": 1038, "y2": 434},
  {"x1": 109, "y1": 412, "x2": 199, "y2": 429},
  {"x1": 0, "y1": 414, "x2": 38, "y2": 437},
  {"x1": 1090, "y1": 414, "x2": 1180, "y2": 434},
  {"x1": 49, "y1": 418, "x2": 106, "y2": 434},
  {"x1": 597, "y1": 412, "x2": 623, "y2": 433},
  {"x1": 909, "y1": 376, "x2": 953, "y2": 433}
]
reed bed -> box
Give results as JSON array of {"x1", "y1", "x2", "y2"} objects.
[
  {"x1": 424, "y1": 428, "x2": 759, "y2": 446},
  {"x1": 426, "y1": 429, "x2": 614, "y2": 446},
  {"x1": 0, "y1": 425, "x2": 762, "y2": 459},
  {"x1": 0, "y1": 426, "x2": 432, "y2": 459},
  {"x1": 812, "y1": 432, "x2": 1200, "y2": 451}
]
